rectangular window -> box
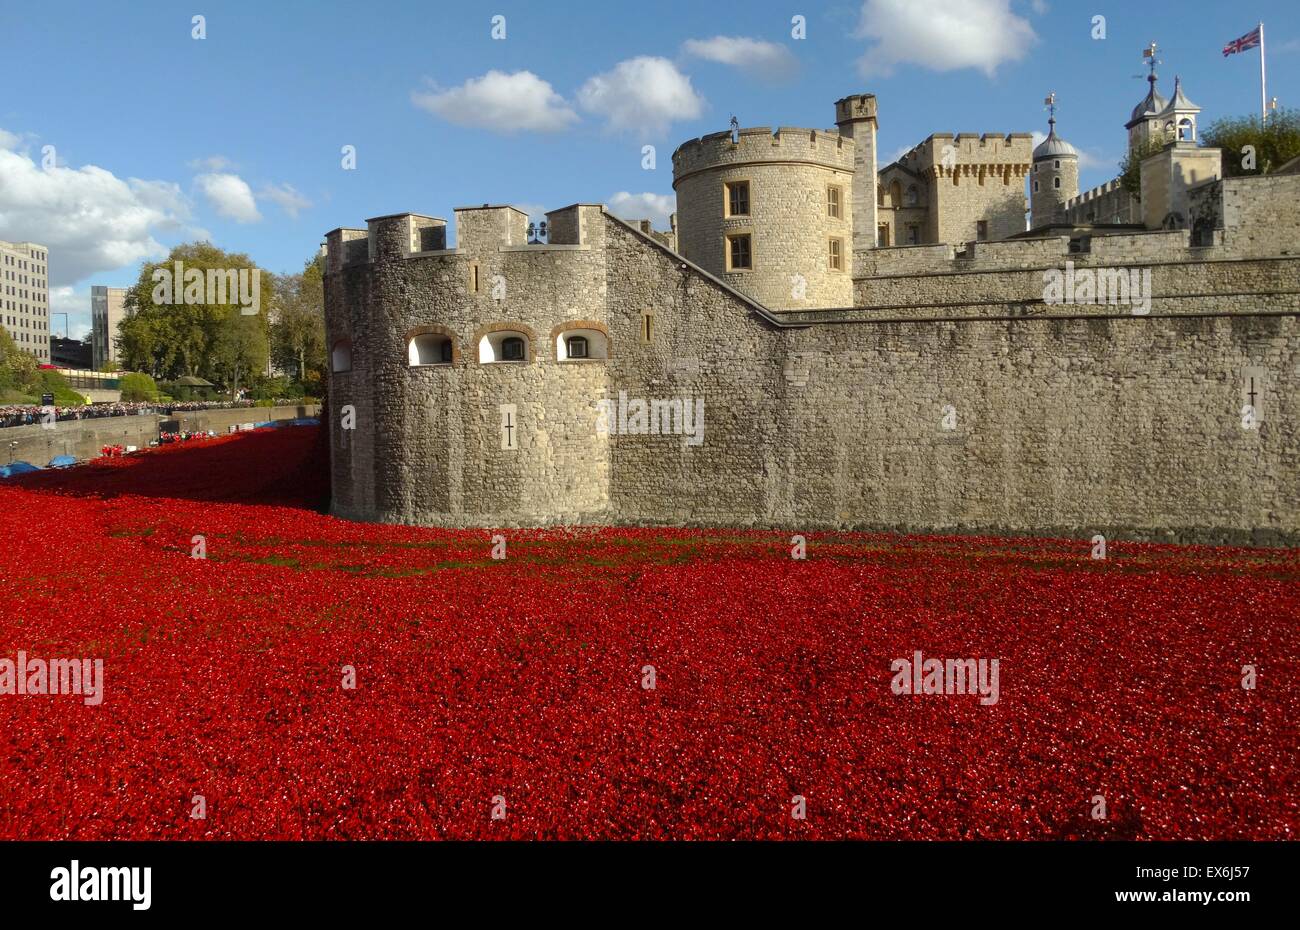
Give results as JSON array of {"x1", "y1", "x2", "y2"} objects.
[
  {"x1": 640, "y1": 312, "x2": 655, "y2": 344},
  {"x1": 828, "y1": 238, "x2": 843, "y2": 271},
  {"x1": 976, "y1": 220, "x2": 989, "y2": 241},
  {"x1": 726, "y1": 233, "x2": 752, "y2": 270},
  {"x1": 827, "y1": 186, "x2": 842, "y2": 219},
  {"x1": 725, "y1": 181, "x2": 750, "y2": 217},
  {"x1": 468, "y1": 262, "x2": 481, "y2": 293},
  {"x1": 877, "y1": 224, "x2": 890, "y2": 247},
  {"x1": 906, "y1": 225, "x2": 920, "y2": 245}
]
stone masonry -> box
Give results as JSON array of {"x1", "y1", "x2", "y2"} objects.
[{"x1": 323, "y1": 92, "x2": 1300, "y2": 545}]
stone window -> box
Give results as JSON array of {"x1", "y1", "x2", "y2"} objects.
[
  {"x1": 1053, "y1": 177, "x2": 1061, "y2": 190},
  {"x1": 889, "y1": 181, "x2": 902, "y2": 207},
  {"x1": 640, "y1": 312, "x2": 655, "y2": 344},
  {"x1": 468, "y1": 261, "x2": 481, "y2": 294},
  {"x1": 905, "y1": 185, "x2": 918, "y2": 206},
  {"x1": 554, "y1": 325, "x2": 610, "y2": 361},
  {"x1": 1033, "y1": 180, "x2": 1040, "y2": 193},
  {"x1": 477, "y1": 328, "x2": 533, "y2": 363},
  {"x1": 877, "y1": 224, "x2": 890, "y2": 247},
  {"x1": 828, "y1": 238, "x2": 843, "y2": 271},
  {"x1": 906, "y1": 224, "x2": 920, "y2": 245},
  {"x1": 1054, "y1": 159, "x2": 1061, "y2": 169},
  {"x1": 726, "y1": 233, "x2": 752, "y2": 271},
  {"x1": 725, "y1": 181, "x2": 750, "y2": 217},
  {"x1": 976, "y1": 221, "x2": 988, "y2": 241},
  {"x1": 330, "y1": 339, "x2": 352, "y2": 373},
  {"x1": 408, "y1": 332, "x2": 454, "y2": 366},
  {"x1": 827, "y1": 185, "x2": 842, "y2": 219}
]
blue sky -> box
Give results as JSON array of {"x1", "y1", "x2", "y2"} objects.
[{"x1": 1, "y1": 0, "x2": 1296, "y2": 338}]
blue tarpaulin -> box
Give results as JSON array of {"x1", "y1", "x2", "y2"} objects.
[
  {"x1": 48, "y1": 455, "x2": 77, "y2": 468},
  {"x1": 0, "y1": 461, "x2": 41, "y2": 478}
]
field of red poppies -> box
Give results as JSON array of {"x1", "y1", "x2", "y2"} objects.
[{"x1": 0, "y1": 425, "x2": 1295, "y2": 839}]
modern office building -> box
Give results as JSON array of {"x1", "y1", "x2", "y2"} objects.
[
  {"x1": 91, "y1": 285, "x2": 129, "y2": 369},
  {"x1": 0, "y1": 239, "x2": 51, "y2": 364}
]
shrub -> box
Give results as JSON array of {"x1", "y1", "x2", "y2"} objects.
[{"x1": 119, "y1": 372, "x2": 160, "y2": 403}]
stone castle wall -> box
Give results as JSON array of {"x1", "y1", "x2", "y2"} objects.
[{"x1": 325, "y1": 205, "x2": 1300, "y2": 544}]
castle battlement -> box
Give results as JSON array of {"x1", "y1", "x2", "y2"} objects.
[
  {"x1": 671, "y1": 125, "x2": 854, "y2": 182},
  {"x1": 907, "y1": 132, "x2": 1034, "y2": 167},
  {"x1": 323, "y1": 204, "x2": 607, "y2": 273},
  {"x1": 1066, "y1": 179, "x2": 1125, "y2": 209}
]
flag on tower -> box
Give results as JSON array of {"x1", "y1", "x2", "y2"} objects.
[{"x1": 1223, "y1": 25, "x2": 1261, "y2": 57}]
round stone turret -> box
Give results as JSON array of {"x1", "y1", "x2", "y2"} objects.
[
  {"x1": 672, "y1": 124, "x2": 856, "y2": 310},
  {"x1": 1030, "y1": 114, "x2": 1079, "y2": 229}
]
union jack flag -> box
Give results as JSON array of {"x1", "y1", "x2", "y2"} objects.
[{"x1": 1223, "y1": 26, "x2": 1261, "y2": 57}]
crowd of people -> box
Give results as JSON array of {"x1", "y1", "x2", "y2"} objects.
[{"x1": 0, "y1": 399, "x2": 261, "y2": 429}]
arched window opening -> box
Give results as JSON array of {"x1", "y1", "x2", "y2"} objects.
[
  {"x1": 554, "y1": 327, "x2": 609, "y2": 362},
  {"x1": 478, "y1": 329, "x2": 532, "y2": 364},
  {"x1": 408, "y1": 333, "x2": 454, "y2": 366}
]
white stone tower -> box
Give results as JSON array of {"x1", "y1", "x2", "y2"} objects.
[{"x1": 1030, "y1": 93, "x2": 1079, "y2": 229}]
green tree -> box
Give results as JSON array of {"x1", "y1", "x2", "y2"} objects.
[
  {"x1": 1202, "y1": 108, "x2": 1300, "y2": 176},
  {"x1": 271, "y1": 254, "x2": 327, "y2": 392},
  {"x1": 210, "y1": 309, "x2": 269, "y2": 398},
  {"x1": 0, "y1": 326, "x2": 39, "y2": 398},
  {"x1": 118, "y1": 242, "x2": 273, "y2": 383}
]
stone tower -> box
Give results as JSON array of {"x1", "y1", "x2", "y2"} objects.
[
  {"x1": 834, "y1": 94, "x2": 879, "y2": 252},
  {"x1": 1154, "y1": 76, "x2": 1201, "y2": 144},
  {"x1": 1030, "y1": 97, "x2": 1079, "y2": 229},
  {"x1": 671, "y1": 124, "x2": 855, "y2": 310},
  {"x1": 1127, "y1": 44, "x2": 1169, "y2": 151}
]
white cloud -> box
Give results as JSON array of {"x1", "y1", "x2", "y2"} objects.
[
  {"x1": 578, "y1": 57, "x2": 706, "y2": 136},
  {"x1": 194, "y1": 172, "x2": 261, "y2": 223},
  {"x1": 682, "y1": 36, "x2": 798, "y2": 81},
  {"x1": 606, "y1": 191, "x2": 676, "y2": 230},
  {"x1": 853, "y1": 0, "x2": 1036, "y2": 78},
  {"x1": 188, "y1": 155, "x2": 234, "y2": 171},
  {"x1": 411, "y1": 71, "x2": 579, "y2": 133},
  {"x1": 259, "y1": 182, "x2": 312, "y2": 219},
  {"x1": 0, "y1": 131, "x2": 192, "y2": 286}
]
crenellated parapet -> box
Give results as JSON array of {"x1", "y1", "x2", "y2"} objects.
[
  {"x1": 906, "y1": 133, "x2": 1034, "y2": 180},
  {"x1": 671, "y1": 126, "x2": 854, "y2": 183}
]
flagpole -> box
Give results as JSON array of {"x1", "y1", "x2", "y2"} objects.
[{"x1": 1260, "y1": 22, "x2": 1267, "y2": 124}]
